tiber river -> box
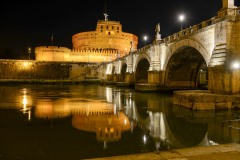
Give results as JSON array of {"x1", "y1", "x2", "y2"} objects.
[{"x1": 0, "y1": 84, "x2": 239, "y2": 160}]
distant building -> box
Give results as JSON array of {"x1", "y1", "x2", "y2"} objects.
[{"x1": 35, "y1": 17, "x2": 138, "y2": 63}]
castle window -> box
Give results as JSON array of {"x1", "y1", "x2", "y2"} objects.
[
  {"x1": 101, "y1": 30, "x2": 103, "y2": 32},
  {"x1": 101, "y1": 26, "x2": 103, "y2": 29},
  {"x1": 117, "y1": 27, "x2": 119, "y2": 30},
  {"x1": 107, "y1": 26, "x2": 109, "y2": 29},
  {"x1": 112, "y1": 26, "x2": 114, "y2": 30},
  {"x1": 108, "y1": 32, "x2": 111, "y2": 35}
]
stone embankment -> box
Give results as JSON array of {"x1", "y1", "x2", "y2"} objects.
[
  {"x1": 173, "y1": 90, "x2": 240, "y2": 110},
  {"x1": 89, "y1": 143, "x2": 240, "y2": 160}
]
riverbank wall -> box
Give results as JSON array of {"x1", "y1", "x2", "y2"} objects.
[{"x1": 0, "y1": 59, "x2": 100, "y2": 83}]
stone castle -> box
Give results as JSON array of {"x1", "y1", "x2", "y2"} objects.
[{"x1": 35, "y1": 15, "x2": 138, "y2": 63}]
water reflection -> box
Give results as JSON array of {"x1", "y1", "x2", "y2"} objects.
[
  {"x1": 21, "y1": 88, "x2": 32, "y2": 121},
  {"x1": 72, "y1": 112, "x2": 133, "y2": 149},
  {"x1": 222, "y1": 119, "x2": 240, "y2": 143},
  {"x1": 0, "y1": 85, "x2": 239, "y2": 159}
]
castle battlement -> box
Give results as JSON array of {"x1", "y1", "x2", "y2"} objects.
[
  {"x1": 71, "y1": 49, "x2": 119, "y2": 53},
  {"x1": 35, "y1": 46, "x2": 71, "y2": 51},
  {"x1": 35, "y1": 18, "x2": 138, "y2": 63}
]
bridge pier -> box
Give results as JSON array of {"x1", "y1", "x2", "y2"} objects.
[
  {"x1": 148, "y1": 71, "x2": 165, "y2": 84},
  {"x1": 113, "y1": 74, "x2": 120, "y2": 82},
  {"x1": 114, "y1": 73, "x2": 135, "y2": 87},
  {"x1": 125, "y1": 72, "x2": 134, "y2": 83},
  {"x1": 208, "y1": 66, "x2": 240, "y2": 94},
  {"x1": 107, "y1": 74, "x2": 113, "y2": 81}
]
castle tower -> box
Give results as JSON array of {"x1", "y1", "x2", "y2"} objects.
[
  {"x1": 72, "y1": 18, "x2": 138, "y2": 58},
  {"x1": 35, "y1": 16, "x2": 138, "y2": 63}
]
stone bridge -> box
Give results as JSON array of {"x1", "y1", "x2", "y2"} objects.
[{"x1": 98, "y1": 0, "x2": 240, "y2": 94}]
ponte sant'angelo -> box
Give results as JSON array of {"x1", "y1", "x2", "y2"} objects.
[
  {"x1": 1, "y1": 0, "x2": 240, "y2": 159},
  {"x1": 0, "y1": 0, "x2": 240, "y2": 110}
]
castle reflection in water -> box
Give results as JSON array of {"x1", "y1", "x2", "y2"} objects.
[{"x1": 0, "y1": 84, "x2": 239, "y2": 152}]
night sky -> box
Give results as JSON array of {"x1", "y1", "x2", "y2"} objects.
[{"x1": 0, "y1": 0, "x2": 239, "y2": 59}]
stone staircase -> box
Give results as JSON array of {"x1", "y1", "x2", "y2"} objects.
[
  {"x1": 83, "y1": 65, "x2": 101, "y2": 83},
  {"x1": 209, "y1": 43, "x2": 227, "y2": 66},
  {"x1": 70, "y1": 64, "x2": 100, "y2": 83}
]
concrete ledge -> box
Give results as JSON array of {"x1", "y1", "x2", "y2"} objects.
[
  {"x1": 88, "y1": 143, "x2": 240, "y2": 160},
  {"x1": 135, "y1": 83, "x2": 159, "y2": 92},
  {"x1": 101, "y1": 81, "x2": 116, "y2": 86},
  {"x1": 0, "y1": 79, "x2": 78, "y2": 84},
  {"x1": 83, "y1": 79, "x2": 101, "y2": 84},
  {"x1": 116, "y1": 82, "x2": 134, "y2": 87},
  {"x1": 173, "y1": 90, "x2": 240, "y2": 110},
  {"x1": 0, "y1": 79, "x2": 99, "y2": 84}
]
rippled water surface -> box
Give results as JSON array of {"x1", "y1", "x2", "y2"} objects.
[{"x1": 0, "y1": 84, "x2": 239, "y2": 160}]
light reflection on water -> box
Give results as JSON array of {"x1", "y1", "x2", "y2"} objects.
[{"x1": 0, "y1": 84, "x2": 239, "y2": 160}]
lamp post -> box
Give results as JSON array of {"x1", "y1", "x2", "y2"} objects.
[
  {"x1": 179, "y1": 14, "x2": 185, "y2": 30},
  {"x1": 28, "y1": 46, "x2": 31, "y2": 60},
  {"x1": 143, "y1": 36, "x2": 148, "y2": 47}
]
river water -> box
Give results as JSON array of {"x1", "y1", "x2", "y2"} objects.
[{"x1": 0, "y1": 84, "x2": 239, "y2": 160}]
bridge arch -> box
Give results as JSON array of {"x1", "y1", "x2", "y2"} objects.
[
  {"x1": 164, "y1": 39, "x2": 210, "y2": 70},
  {"x1": 112, "y1": 65, "x2": 116, "y2": 75},
  {"x1": 164, "y1": 39, "x2": 209, "y2": 88},
  {"x1": 134, "y1": 54, "x2": 151, "y2": 83}
]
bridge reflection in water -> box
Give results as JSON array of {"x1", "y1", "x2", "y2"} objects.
[{"x1": 0, "y1": 85, "x2": 239, "y2": 159}]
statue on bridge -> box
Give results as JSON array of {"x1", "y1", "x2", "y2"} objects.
[
  {"x1": 155, "y1": 23, "x2": 162, "y2": 41},
  {"x1": 130, "y1": 41, "x2": 136, "y2": 52},
  {"x1": 156, "y1": 23, "x2": 160, "y2": 33}
]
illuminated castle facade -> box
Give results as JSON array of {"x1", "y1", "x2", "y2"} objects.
[{"x1": 35, "y1": 16, "x2": 138, "y2": 63}]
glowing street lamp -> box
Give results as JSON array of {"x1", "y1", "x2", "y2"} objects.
[
  {"x1": 179, "y1": 14, "x2": 185, "y2": 30},
  {"x1": 143, "y1": 36, "x2": 148, "y2": 46},
  {"x1": 232, "y1": 62, "x2": 240, "y2": 70},
  {"x1": 28, "y1": 46, "x2": 31, "y2": 60}
]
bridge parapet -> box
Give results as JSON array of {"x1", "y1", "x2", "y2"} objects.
[
  {"x1": 135, "y1": 45, "x2": 151, "y2": 54},
  {"x1": 162, "y1": 17, "x2": 216, "y2": 45},
  {"x1": 159, "y1": 7, "x2": 239, "y2": 46},
  {"x1": 116, "y1": 6, "x2": 240, "y2": 63}
]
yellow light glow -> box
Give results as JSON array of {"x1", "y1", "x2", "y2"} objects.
[
  {"x1": 110, "y1": 128, "x2": 114, "y2": 133},
  {"x1": 28, "y1": 110, "x2": 31, "y2": 121},
  {"x1": 143, "y1": 36, "x2": 148, "y2": 41},
  {"x1": 105, "y1": 128, "x2": 108, "y2": 133},
  {"x1": 22, "y1": 95, "x2": 27, "y2": 105},
  {"x1": 23, "y1": 62, "x2": 29, "y2": 67},
  {"x1": 21, "y1": 62, "x2": 32, "y2": 70},
  {"x1": 143, "y1": 135, "x2": 147, "y2": 144},
  {"x1": 22, "y1": 95, "x2": 28, "y2": 114},
  {"x1": 232, "y1": 62, "x2": 240, "y2": 70},
  {"x1": 179, "y1": 14, "x2": 185, "y2": 22}
]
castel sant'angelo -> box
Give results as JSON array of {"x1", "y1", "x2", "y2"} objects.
[{"x1": 35, "y1": 14, "x2": 138, "y2": 63}]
